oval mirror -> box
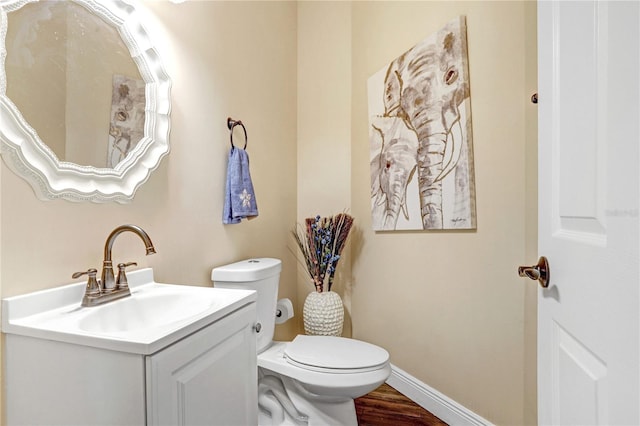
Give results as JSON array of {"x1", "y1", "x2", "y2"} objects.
[{"x1": 0, "y1": 0, "x2": 170, "y2": 202}]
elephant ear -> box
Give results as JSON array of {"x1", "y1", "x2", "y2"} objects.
[
  {"x1": 370, "y1": 156, "x2": 387, "y2": 207},
  {"x1": 369, "y1": 125, "x2": 386, "y2": 206}
]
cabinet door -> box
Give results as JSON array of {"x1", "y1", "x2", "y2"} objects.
[{"x1": 146, "y1": 304, "x2": 258, "y2": 426}]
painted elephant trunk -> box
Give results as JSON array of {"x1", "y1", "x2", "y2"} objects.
[
  {"x1": 382, "y1": 190, "x2": 406, "y2": 229},
  {"x1": 416, "y1": 130, "x2": 447, "y2": 229}
]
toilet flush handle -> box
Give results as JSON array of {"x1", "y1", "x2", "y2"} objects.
[{"x1": 254, "y1": 322, "x2": 262, "y2": 333}]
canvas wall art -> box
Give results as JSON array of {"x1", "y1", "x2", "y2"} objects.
[
  {"x1": 107, "y1": 74, "x2": 145, "y2": 168},
  {"x1": 368, "y1": 16, "x2": 476, "y2": 231}
]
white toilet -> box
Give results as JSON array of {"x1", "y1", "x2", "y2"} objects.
[{"x1": 212, "y1": 258, "x2": 391, "y2": 426}]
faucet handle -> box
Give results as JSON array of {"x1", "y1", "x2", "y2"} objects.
[
  {"x1": 116, "y1": 262, "x2": 137, "y2": 290},
  {"x1": 73, "y1": 268, "x2": 101, "y2": 297}
]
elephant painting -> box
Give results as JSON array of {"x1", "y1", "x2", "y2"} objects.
[{"x1": 368, "y1": 16, "x2": 476, "y2": 231}]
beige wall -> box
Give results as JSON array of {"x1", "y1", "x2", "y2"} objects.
[
  {"x1": 296, "y1": 1, "x2": 353, "y2": 334},
  {"x1": 1, "y1": 1, "x2": 537, "y2": 425},
  {"x1": 347, "y1": 2, "x2": 536, "y2": 425}
]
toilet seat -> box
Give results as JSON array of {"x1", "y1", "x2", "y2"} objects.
[
  {"x1": 284, "y1": 335, "x2": 389, "y2": 374},
  {"x1": 258, "y1": 341, "x2": 391, "y2": 401}
]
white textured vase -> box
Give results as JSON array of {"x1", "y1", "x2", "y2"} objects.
[{"x1": 303, "y1": 291, "x2": 344, "y2": 336}]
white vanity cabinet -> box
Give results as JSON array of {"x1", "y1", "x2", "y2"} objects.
[
  {"x1": 146, "y1": 303, "x2": 258, "y2": 425},
  {"x1": 3, "y1": 283, "x2": 258, "y2": 426}
]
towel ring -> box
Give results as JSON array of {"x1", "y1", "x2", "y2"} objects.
[{"x1": 227, "y1": 117, "x2": 248, "y2": 150}]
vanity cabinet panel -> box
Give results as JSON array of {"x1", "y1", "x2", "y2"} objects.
[
  {"x1": 4, "y1": 334, "x2": 146, "y2": 425},
  {"x1": 146, "y1": 304, "x2": 258, "y2": 426}
]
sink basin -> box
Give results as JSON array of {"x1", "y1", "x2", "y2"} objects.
[
  {"x1": 2, "y1": 268, "x2": 256, "y2": 354},
  {"x1": 78, "y1": 289, "x2": 215, "y2": 334}
]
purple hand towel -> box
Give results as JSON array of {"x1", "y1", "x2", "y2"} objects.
[{"x1": 223, "y1": 147, "x2": 258, "y2": 224}]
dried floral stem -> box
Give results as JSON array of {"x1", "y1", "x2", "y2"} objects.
[{"x1": 292, "y1": 213, "x2": 354, "y2": 292}]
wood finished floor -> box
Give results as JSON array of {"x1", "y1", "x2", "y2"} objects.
[{"x1": 354, "y1": 383, "x2": 448, "y2": 426}]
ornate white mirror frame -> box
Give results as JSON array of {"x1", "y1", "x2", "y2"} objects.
[{"x1": 0, "y1": 0, "x2": 170, "y2": 203}]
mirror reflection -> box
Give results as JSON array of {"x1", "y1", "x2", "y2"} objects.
[{"x1": 5, "y1": 0, "x2": 145, "y2": 168}]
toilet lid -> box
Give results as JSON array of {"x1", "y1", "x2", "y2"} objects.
[{"x1": 284, "y1": 335, "x2": 389, "y2": 373}]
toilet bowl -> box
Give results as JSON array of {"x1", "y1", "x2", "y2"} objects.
[{"x1": 212, "y1": 258, "x2": 391, "y2": 426}]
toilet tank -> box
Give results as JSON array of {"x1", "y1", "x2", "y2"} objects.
[{"x1": 211, "y1": 258, "x2": 282, "y2": 353}]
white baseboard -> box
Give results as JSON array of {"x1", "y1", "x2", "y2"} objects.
[{"x1": 386, "y1": 364, "x2": 493, "y2": 426}]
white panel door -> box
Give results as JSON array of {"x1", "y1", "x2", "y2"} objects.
[{"x1": 537, "y1": 1, "x2": 639, "y2": 425}]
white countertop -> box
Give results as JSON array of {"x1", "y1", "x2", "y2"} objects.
[{"x1": 2, "y1": 268, "x2": 256, "y2": 355}]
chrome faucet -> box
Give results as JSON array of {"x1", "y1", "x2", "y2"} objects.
[{"x1": 73, "y1": 224, "x2": 156, "y2": 307}]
